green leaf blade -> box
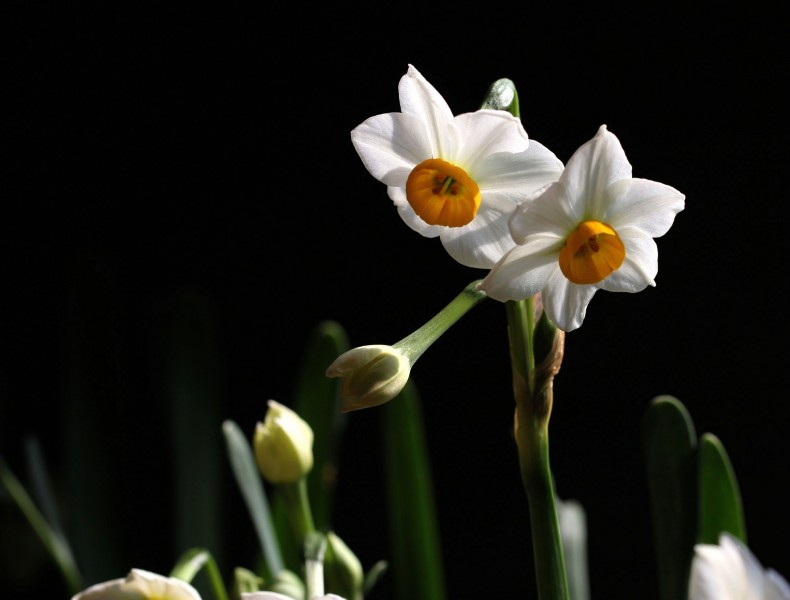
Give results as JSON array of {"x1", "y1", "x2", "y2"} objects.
[
  {"x1": 641, "y1": 395, "x2": 698, "y2": 600},
  {"x1": 0, "y1": 455, "x2": 83, "y2": 595},
  {"x1": 697, "y1": 433, "x2": 746, "y2": 545},
  {"x1": 293, "y1": 320, "x2": 350, "y2": 532},
  {"x1": 169, "y1": 547, "x2": 229, "y2": 600},
  {"x1": 222, "y1": 420, "x2": 284, "y2": 580},
  {"x1": 383, "y1": 379, "x2": 446, "y2": 600},
  {"x1": 153, "y1": 291, "x2": 224, "y2": 568}
]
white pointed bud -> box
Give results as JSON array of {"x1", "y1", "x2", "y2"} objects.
[{"x1": 253, "y1": 400, "x2": 314, "y2": 484}]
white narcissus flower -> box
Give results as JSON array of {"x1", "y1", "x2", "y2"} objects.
[
  {"x1": 689, "y1": 533, "x2": 790, "y2": 600},
  {"x1": 351, "y1": 64, "x2": 563, "y2": 269},
  {"x1": 71, "y1": 568, "x2": 201, "y2": 600},
  {"x1": 253, "y1": 400, "x2": 314, "y2": 483},
  {"x1": 481, "y1": 125, "x2": 685, "y2": 331}
]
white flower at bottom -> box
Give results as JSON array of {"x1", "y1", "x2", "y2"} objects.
[
  {"x1": 481, "y1": 125, "x2": 685, "y2": 331},
  {"x1": 689, "y1": 533, "x2": 790, "y2": 600},
  {"x1": 242, "y1": 594, "x2": 346, "y2": 600},
  {"x1": 71, "y1": 569, "x2": 201, "y2": 600},
  {"x1": 351, "y1": 64, "x2": 563, "y2": 269}
]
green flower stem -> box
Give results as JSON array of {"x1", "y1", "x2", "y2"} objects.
[
  {"x1": 280, "y1": 477, "x2": 316, "y2": 550},
  {"x1": 518, "y1": 417, "x2": 567, "y2": 600},
  {"x1": 506, "y1": 299, "x2": 569, "y2": 600},
  {"x1": 280, "y1": 481, "x2": 326, "y2": 597},
  {"x1": 394, "y1": 280, "x2": 487, "y2": 363},
  {"x1": 506, "y1": 297, "x2": 535, "y2": 380}
]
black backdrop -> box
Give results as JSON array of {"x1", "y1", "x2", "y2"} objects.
[{"x1": 3, "y1": 4, "x2": 786, "y2": 599}]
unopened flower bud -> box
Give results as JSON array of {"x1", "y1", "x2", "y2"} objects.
[
  {"x1": 324, "y1": 531, "x2": 364, "y2": 600},
  {"x1": 252, "y1": 568, "x2": 306, "y2": 599},
  {"x1": 232, "y1": 567, "x2": 263, "y2": 596},
  {"x1": 254, "y1": 400, "x2": 314, "y2": 483},
  {"x1": 326, "y1": 281, "x2": 486, "y2": 413},
  {"x1": 325, "y1": 345, "x2": 411, "y2": 412}
]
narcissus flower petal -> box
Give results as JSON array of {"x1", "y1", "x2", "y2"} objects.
[
  {"x1": 688, "y1": 533, "x2": 790, "y2": 600},
  {"x1": 71, "y1": 569, "x2": 202, "y2": 600},
  {"x1": 481, "y1": 125, "x2": 684, "y2": 331},
  {"x1": 351, "y1": 64, "x2": 563, "y2": 269}
]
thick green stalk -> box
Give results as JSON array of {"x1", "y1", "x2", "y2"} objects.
[
  {"x1": 506, "y1": 299, "x2": 569, "y2": 600},
  {"x1": 517, "y1": 415, "x2": 568, "y2": 600},
  {"x1": 506, "y1": 298, "x2": 534, "y2": 379},
  {"x1": 280, "y1": 477, "x2": 316, "y2": 545}
]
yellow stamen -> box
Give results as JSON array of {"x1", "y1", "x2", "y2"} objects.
[
  {"x1": 405, "y1": 158, "x2": 481, "y2": 227},
  {"x1": 558, "y1": 220, "x2": 625, "y2": 285}
]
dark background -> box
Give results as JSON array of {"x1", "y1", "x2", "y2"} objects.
[{"x1": 2, "y1": 3, "x2": 786, "y2": 599}]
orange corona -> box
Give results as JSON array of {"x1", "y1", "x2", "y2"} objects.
[
  {"x1": 559, "y1": 220, "x2": 625, "y2": 285},
  {"x1": 405, "y1": 158, "x2": 481, "y2": 227}
]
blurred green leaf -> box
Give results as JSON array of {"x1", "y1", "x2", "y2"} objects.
[
  {"x1": 383, "y1": 379, "x2": 446, "y2": 600},
  {"x1": 24, "y1": 437, "x2": 66, "y2": 542},
  {"x1": 362, "y1": 560, "x2": 388, "y2": 596},
  {"x1": 232, "y1": 566, "x2": 263, "y2": 596},
  {"x1": 170, "y1": 547, "x2": 229, "y2": 600},
  {"x1": 222, "y1": 420, "x2": 283, "y2": 580},
  {"x1": 697, "y1": 433, "x2": 746, "y2": 545},
  {"x1": 154, "y1": 290, "x2": 223, "y2": 567},
  {"x1": 292, "y1": 320, "x2": 350, "y2": 531},
  {"x1": 272, "y1": 320, "x2": 351, "y2": 574},
  {"x1": 0, "y1": 454, "x2": 83, "y2": 595},
  {"x1": 61, "y1": 261, "x2": 126, "y2": 583},
  {"x1": 641, "y1": 395, "x2": 698, "y2": 600}
]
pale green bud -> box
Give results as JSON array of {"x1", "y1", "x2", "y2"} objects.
[
  {"x1": 325, "y1": 345, "x2": 411, "y2": 412},
  {"x1": 324, "y1": 531, "x2": 364, "y2": 600},
  {"x1": 261, "y1": 568, "x2": 306, "y2": 599},
  {"x1": 232, "y1": 567, "x2": 263, "y2": 596},
  {"x1": 254, "y1": 400, "x2": 314, "y2": 484}
]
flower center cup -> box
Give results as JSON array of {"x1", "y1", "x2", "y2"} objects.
[
  {"x1": 559, "y1": 220, "x2": 625, "y2": 285},
  {"x1": 406, "y1": 158, "x2": 481, "y2": 227}
]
